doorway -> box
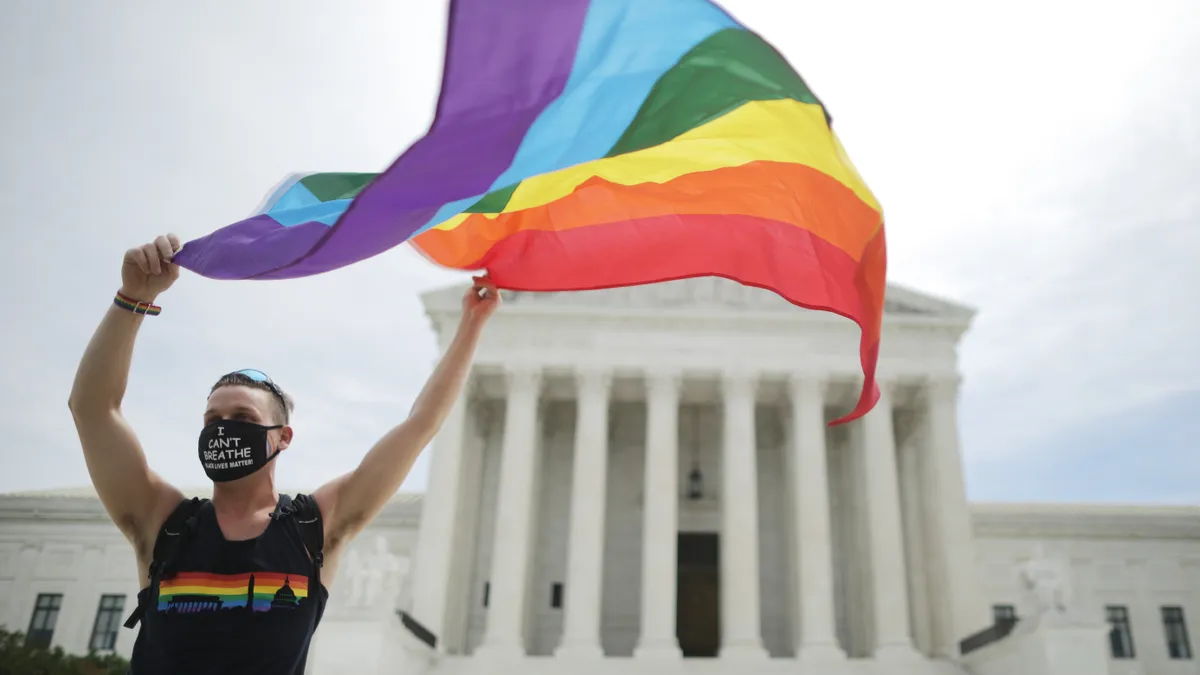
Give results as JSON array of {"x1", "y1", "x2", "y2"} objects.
[{"x1": 676, "y1": 533, "x2": 720, "y2": 657}]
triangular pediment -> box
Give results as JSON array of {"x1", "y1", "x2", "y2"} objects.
[{"x1": 422, "y1": 277, "x2": 973, "y2": 319}]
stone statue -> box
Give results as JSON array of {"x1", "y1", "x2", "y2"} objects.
[
  {"x1": 339, "y1": 535, "x2": 402, "y2": 612},
  {"x1": 1017, "y1": 545, "x2": 1074, "y2": 622},
  {"x1": 333, "y1": 535, "x2": 411, "y2": 614},
  {"x1": 368, "y1": 536, "x2": 401, "y2": 603},
  {"x1": 340, "y1": 548, "x2": 366, "y2": 608}
]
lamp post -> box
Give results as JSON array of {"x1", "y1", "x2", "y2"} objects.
[{"x1": 686, "y1": 405, "x2": 704, "y2": 500}]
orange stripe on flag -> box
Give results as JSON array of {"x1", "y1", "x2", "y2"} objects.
[{"x1": 413, "y1": 161, "x2": 881, "y2": 269}]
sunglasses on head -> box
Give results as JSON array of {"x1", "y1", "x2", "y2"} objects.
[{"x1": 230, "y1": 368, "x2": 288, "y2": 415}]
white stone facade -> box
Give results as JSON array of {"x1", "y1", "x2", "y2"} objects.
[
  {"x1": 409, "y1": 279, "x2": 992, "y2": 672},
  {"x1": 2, "y1": 279, "x2": 1198, "y2": 675},
  {"x1": 0, "y1": 488, "x2": 421, "y2": 674},
  {"x1": 2, "y1": 491, "x2": 1197, "y2": 674}
]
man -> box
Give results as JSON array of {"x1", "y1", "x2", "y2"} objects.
[{"x1": 68, "y1": 233, "x2": 497, "y2": 674}]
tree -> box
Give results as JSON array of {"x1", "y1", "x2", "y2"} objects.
[{"x1": 0, "y1": 629, "x2": 129, "y2": 675}]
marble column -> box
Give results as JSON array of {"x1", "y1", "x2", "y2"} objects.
[
  {"x1": 860, "y1": 383, "x2": 920, "y2": 659},
  {"x1": 720, "y1": 371, "x2": 768, "y2": 659},
  {"x1": 788, "y1": 376, "x2": 846, "y2": 661},
  {"x1": 634, "y1": 370, "x2": 683, "y2": 659},
  {"x1": 410, "y1": 379, "x2": 472, "y2": 645},
  {"x1": 898, "y1": 425, "x2": 934, "y2": 656},
  {"x1": 476, "y1": 367, "x2": 542, "y2": 659},
  {"x1": 444, "y1": 396, "x2": 492, "y2": 651},
  {"x1": 924, "y1": 376, "x2": 990, "y2": 654},
  {"x1": 556, "y1": 369, "x2": 613, "y2": 659}
]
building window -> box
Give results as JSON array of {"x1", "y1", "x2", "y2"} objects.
[
  {"x1": 1162, "y1": 606, "x2": 1193, "y2": 660},
  {"x1": 26, "y1": 593, "x2": 63, "y2": 650},
  {"x1": 551, "y1": 583, "x2": 563, "y2": 609},
  {"x1": 89, "y1": 594, "x2": 126, "y2": 652},
  {"x1": 482, "y1": 582, "x2": 490, "y2": 608},
  {"x1": 992, "y1": 604, "x2": 1017, "y2": 623},
  {"x1": 1106, "y1": 605, "x2": 1136, "y2": 659}
]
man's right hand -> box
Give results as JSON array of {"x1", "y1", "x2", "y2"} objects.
[
  {"x1": 121, "y1": 233, "x2": 182, "y2": 303},
  {"x1": 73, "y1": 233, "x2": 186, "y2": 577}
]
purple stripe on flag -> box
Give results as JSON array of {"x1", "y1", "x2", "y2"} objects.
[
  {"x1": 175, "y1": 216, "x2": 329, "y2": 280},
  {"x1": 174, "y1": 0, "x2": 592, "y2": 280}
]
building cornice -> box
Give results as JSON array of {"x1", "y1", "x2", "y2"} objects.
[
  {"x1": 970, "y1": 502, "x2": 1200, "y2": 540},
  {"x1": 0, "y1": 491, "x2": 424, "y2": 529},
  {"x1": 421, "y1": 279, "x2": 977, "y2": 344},
  {"x1": 427, "y1": 301, "x2": 971, "y2": 336}
]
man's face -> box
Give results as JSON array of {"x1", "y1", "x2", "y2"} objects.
[{"x1": 204, "y1": 385, "x2": 292, "y2": 451}]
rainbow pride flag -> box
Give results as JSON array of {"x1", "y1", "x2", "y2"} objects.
[{"x1": 174, "y1": 0, "x2": 886, "y2": 423}]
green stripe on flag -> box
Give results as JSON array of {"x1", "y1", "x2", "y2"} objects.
[
  {"x1": 607, "y1": 28, "x2": 824, "y2": 157},
  {"x1": 459, "y1": 28, "x2": 830, "y2": 216},
  {"x1": 299, "y1": 173, "x2": 379, "y2": 202},
  {"x1": 465, "y1": 184, "x2": 519, "y2": 213}
]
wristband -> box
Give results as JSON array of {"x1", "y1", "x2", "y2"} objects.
[{"x1": 114, "y1": 291, "x2": 161, "y2": 316}]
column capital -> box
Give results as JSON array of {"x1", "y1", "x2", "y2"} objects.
[
  {"x1": 644, "y1": 368, "x2": 683, "y2": 394},
  {"x1": 721, "y1": 368, "x2": 760, "y2": 397},
  {"x1": 923, "y1": 372, "x2": 962, "y2": 399},
  {"x1": 869, "y1": 376, "x2": 906, "y2": 407},
  {"x1": 875, "y1": 372, "x2": 904, "y2": 392},
  {"x1": 787, "y1": 373, "x2": 831, "y2": 397},
  {"x1": 575, "y1": 368, "x2": 613, "y2": 393},
  {"x1": 502, "y1": 365, "x2": 543, "y2": 391}
]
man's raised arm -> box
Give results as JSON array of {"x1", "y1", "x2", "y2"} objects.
[
  {"x1": 69, "y1": 235, "x2": 184, "y2": 554},
  {"x1": 314, "y1": 277, "x2": 499, "y2": 546}
]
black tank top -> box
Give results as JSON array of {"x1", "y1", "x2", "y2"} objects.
[{"x1": 128, "y1": 494, "x2": 328, "y2": 675}]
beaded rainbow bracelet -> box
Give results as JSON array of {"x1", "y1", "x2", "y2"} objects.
[{"x1": 114, "y1": 291, "x2": 162, "y2": 316}]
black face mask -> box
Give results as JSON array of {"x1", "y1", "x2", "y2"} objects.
[{"x1": 198, "y1": 419, "x2": 282, "y2": 483}]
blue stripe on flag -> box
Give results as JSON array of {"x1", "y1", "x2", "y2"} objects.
[
  {"x1": 268, "y1": 182, "x2": 322, "y2": 215},
  {"x1": 413, "y1": 0, "x2": 737, "y2": 234},
  {"x1": 252, "y1": 173, "x2": 310, "y2": 216},
  {"x1": 268, "y1": 199, "x2": 352, "y2": 228}
]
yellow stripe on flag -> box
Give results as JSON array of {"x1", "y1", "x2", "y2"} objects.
[{"x1": 431, "y1": 99, "x2": 880, "y2": 232}]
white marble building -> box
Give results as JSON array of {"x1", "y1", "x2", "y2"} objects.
[{"x1": 1, "y1": 279, "x2": 1198, "y2": 675}]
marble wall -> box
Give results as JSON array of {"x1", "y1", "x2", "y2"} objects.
[{"x1": 1, "y1": 494, "x2": 1197, "y2": 675}]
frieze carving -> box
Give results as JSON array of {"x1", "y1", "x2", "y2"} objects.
[{"x1": 501, "y1": 278, "x2": 934, "y2": 315}]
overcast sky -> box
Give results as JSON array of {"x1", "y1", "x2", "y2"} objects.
[{"x1": 1, "y1": 0, "x2": 1196, "y2": 503}]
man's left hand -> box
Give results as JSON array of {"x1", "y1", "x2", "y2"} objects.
[
  {"x1": 462, "y1": 274, "x2": 501, "y2": 326},
  {"x1": 314, "y1": 272, "x2": 500, "y2": 550}
]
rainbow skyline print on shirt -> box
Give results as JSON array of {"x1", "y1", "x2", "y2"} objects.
[{"x1": 159, "y1": 571, "x2": 308, "y2": 614}]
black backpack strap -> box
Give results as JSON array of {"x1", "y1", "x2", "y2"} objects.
[
  {"x1": 123, "y1": 497, "x2": 209, "y2": 629},
  {"x1": 276, "y1": 493, "x2": 325, "y2": 587}
]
